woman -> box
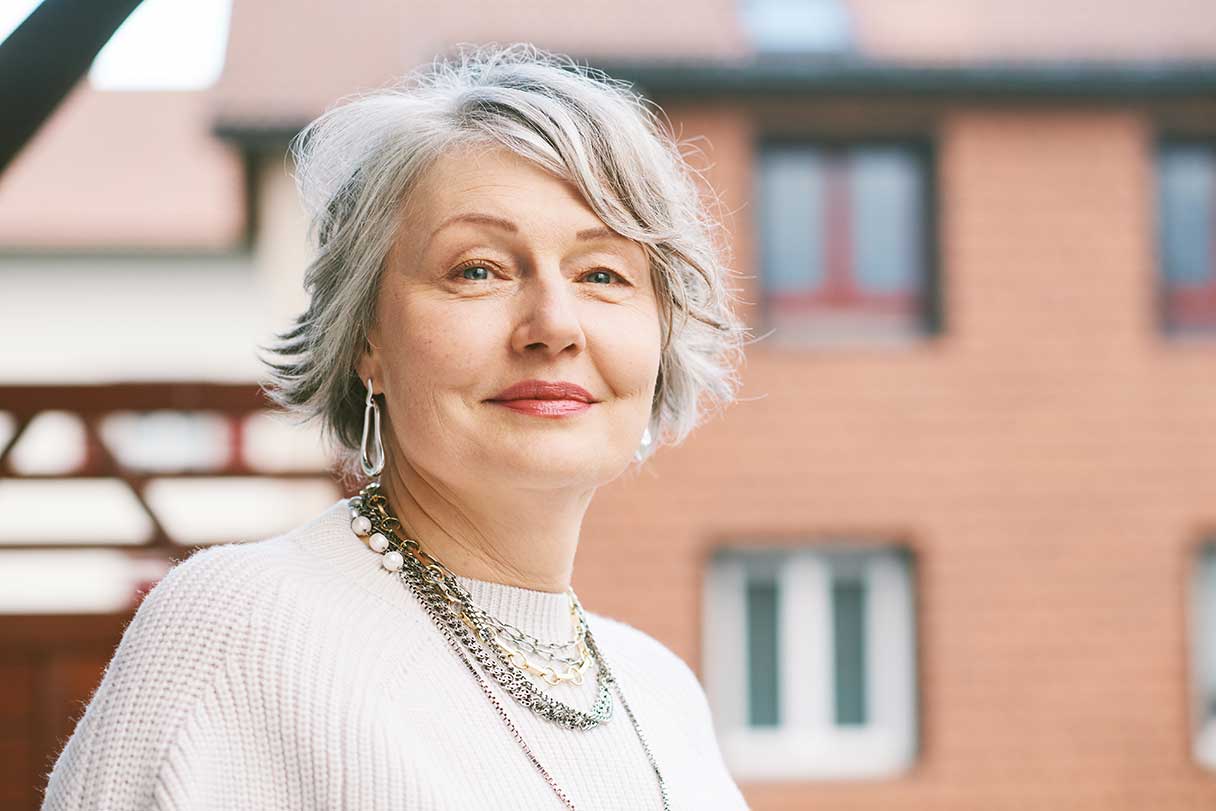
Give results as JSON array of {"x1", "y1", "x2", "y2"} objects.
[{"x1": 42, "y1": 42, "x2": 749, "y2": 810}]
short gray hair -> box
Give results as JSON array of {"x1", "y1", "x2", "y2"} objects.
[{"x1": 260, "y1": 42, "x2": 748, "y2": 482}]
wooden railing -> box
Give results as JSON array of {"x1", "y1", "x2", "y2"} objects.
[{"x1": 0, "y1": 382, "x2": 340, "y2": 552}]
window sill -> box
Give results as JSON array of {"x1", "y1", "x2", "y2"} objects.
[{"x1": 719, "y1": 725, "x2": 916, "y2": 780}]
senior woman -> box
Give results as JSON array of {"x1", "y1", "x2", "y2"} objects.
[{"x1": 42, "y1": 43, "x2": 749, "y2": 810}]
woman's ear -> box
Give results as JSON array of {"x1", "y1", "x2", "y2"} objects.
[{"x1": 355, "y1": 336, "x2": 382, "y2": 391}]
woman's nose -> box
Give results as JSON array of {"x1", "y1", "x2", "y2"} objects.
[{"x1": 509, "y1": 269, "x2": 587, "y2": 358}]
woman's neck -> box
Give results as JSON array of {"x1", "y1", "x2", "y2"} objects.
[{"x1": 376, "y1": 459, "x2": 593, "y2": 593}]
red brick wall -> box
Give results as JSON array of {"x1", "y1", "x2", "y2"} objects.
[{"x1": 578, "y1": 105, "x2": 1216, "y2": 809}]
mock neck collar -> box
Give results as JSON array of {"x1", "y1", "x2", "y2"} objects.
[{"x1": 291, "y1": 498, "x2": 578, "y2": 644}]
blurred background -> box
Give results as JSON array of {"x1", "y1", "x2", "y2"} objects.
[{"x1": 3, "y1": 0, "x2": 1216, "y2": 808}]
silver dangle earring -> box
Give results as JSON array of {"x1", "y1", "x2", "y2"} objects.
[
  {"x1": 360, "y1": 377, "x2": 385, "y2": 478},
  {"x1": 634, "y1": 425, "x2": 653, "y2": 463}
]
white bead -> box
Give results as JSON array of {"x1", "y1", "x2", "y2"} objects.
[
  {"x1": 369, "y1": 532, "x2": 389, "y2": 553},
  {"x1": 381, "y1": 550, "x2": 404, "y2": 571},
  {"x1": 351, "y1": 515, "x2": 372, "y2": 536}
]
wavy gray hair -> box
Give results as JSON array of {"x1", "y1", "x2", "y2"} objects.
[{"x1": 260, "y1": 42, "x2": 748, "y2": 483}]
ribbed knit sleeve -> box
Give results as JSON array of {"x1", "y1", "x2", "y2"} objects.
[{"x1": 40, "y1": 544, "x2": 269, "y2": 811}]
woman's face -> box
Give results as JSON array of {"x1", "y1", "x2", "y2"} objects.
[{"x1": 359, "y1": 145, "x2": 662, "y2": 493}]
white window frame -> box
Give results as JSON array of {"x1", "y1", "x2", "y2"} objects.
[
  {"x1": 1191, "y1": 543, "x2": 1216, "y2": 768},
  {"x1": 703, "y1": 545, "x2": 918, "y2": 779}
]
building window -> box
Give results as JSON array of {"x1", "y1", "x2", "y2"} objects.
[
  {"x1": 1191, "y1": 542, "x2": 1216, "y2": 767},
  {"x1": 755, "y1": 141, "x2": 936, "y2": 343},
  {"x1": 703, "y1": 546, "x2": 918, "y2": 779},
  {"x1": 1158, "y1": 141, "x2": 1216, "y2": 334},
  {"x1": 739, "y1": 0, "x2": 854, "y2": 54}
]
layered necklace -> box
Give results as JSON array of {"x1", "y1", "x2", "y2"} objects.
[{"x1": 348, "y1": 480, "x2": 671, "y2": 810}]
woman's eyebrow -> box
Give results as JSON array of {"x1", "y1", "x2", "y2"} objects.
[{"x1": 429, "y1": 212, "x2": 624, "y2": 244}]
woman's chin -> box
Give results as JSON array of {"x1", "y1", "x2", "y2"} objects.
[{"x1": 485, "y1": 439, "x2": 627, "y2": 487}]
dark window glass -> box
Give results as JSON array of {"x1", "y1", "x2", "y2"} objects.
[
  {"x1": 832, "y1": 576, "x2": 868, "y2": 725},
  {"x1": 1159, "y1": 144, "x2": 1216, "y2": 332},
  {"x1": 745, "y1": 576, "x2": 780, "y2": 726}
]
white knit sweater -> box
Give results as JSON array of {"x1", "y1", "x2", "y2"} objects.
[{"x1": 41, "y1": 498, "x2": 749, "y2": 810}]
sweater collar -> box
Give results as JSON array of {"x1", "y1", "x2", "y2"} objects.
[{"x1": 293, "y1": 498, "x2": 578, "y2": 644}]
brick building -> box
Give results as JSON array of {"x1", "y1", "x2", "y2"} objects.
[{"x1": 4, "y1": 1, "x2": 1216, "y2": 808}]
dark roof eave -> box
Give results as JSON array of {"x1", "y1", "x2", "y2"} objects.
[
  {"x1": 212, "y1": 57, "x2": 1216, "y2": 147},
  {"x1": 599, "y1": 56, "x2": 1216, "y2": 99},
  {"x1": 212, "y1": 122, "x2": 307, "y2": 151}
]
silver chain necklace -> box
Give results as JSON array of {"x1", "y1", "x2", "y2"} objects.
[
  {"x1": 349, "y1": 482, "x2": 671, "y2": 810},
  {"x1": 464, "y1": 595, "x2": 592, "y2": 676}
]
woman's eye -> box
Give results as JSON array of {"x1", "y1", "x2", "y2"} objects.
[
  {"x1": 456, "y1": 264, "x2": 492, "y2": 281},
  {"x1": 583, "y1": 269, "x2": 623, "y2": 285}
]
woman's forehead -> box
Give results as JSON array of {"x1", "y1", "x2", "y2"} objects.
[
  {"x1": 415, "y1": 147, "x2": 576, "y2": 208},
  {"x1": 403, "y1": 148, "x2": 619, "y2": 247}
]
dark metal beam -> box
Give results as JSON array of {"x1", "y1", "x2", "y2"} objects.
[{"x1": 0, "y1": 0, "x2": 145, "y2": 175}]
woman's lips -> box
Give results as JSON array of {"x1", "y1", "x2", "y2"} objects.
[{"x1": 489, "y1": 399, "x2": 592, "y2": 416}]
